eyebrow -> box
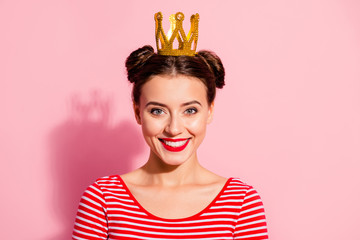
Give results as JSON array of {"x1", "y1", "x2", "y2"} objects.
[{"x1": 145, "y1": 100, "x2": 202, "y2": 108}]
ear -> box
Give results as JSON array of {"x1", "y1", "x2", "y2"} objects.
[
  {"x1": 207, "y1": 102, "x2": 215, "y2": 124},
  {"x1": 133, "y1": 102, "x2": 141, "y2": 125}
]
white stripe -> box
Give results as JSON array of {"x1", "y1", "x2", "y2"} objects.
[
  {"x1": 235, "y1": 226, "x2": 267, "y2": 234},
  {"x1": 73, "y1": 229, "x2": 107, "y2": 239},
  {"x1": 202, "y1": 211, "x2": 239, "y2": 216},
  {"x1": 237, "y1": 212, "x2": 266, "y2": 222},
  {"x1": 240, "y1": 205, "x2": 264, "y2": 215},
  {"x1": 103, "y1": 191, "x2": 128, "y2": 197},
  {"x1": 108, "y1": 208, "x2": 147, "y2": 215},
  {"x1": 242, "y1": 198, "x2": 262, "y2": 208},
  {"x1": 108, "y1": 214, "x2": 236, "y2": 225},
  {"x1": 234, "y1": 232, "x2": 268, "y2": 239},
  {"x1": 230, "y1": 181, "x2": 247, "y2": 185},
  {"x1": 81, "y1": 196, "x2": 103, "y2": 208},
  {"x1": 236, "y1": 219, "x2": 266, "y2": 228},
  {"x1": 109, "y1": 233, "x2": 234, "y2": 240},
  {"x1": 220, "y1": 194, "x2": 245, "y2": 198},
  {"x1": 111, "y1": 227, "x2": 231, "y2": 236},
  {"x1": 78, "y1": 209, "x2": 107, "y2": 224},
  {"x1": 105, "y1": 195, "x2": 133, "y2": 203},
  {"x1": 74, "y1": 222, "x2": 106, "y2": 235},
  {"x1": 101, "y1": 187, "x2": 124, "y2": 192},
  {"x1": 104, "y1": 195, "x2": 130, "y2": 200},
  {"x1": 75, "y1": 215, "x2": 108, "y2": 230},
  {"x1": 227, "y1": 184, "x2": 247, "y2": 188},
  {"x1": 101, "y1": 184, "x2": 119, "y2": 187},
  {"x1": 210, "y1": 205, "x2": 242, "y2": 210},
  {"x1": 224, "y1": 189, "x2": 247, "y2": 193},
  {"x1": 89, "y1": 184, "x2": 103, "y2": 195},
  {"x1": 72, "y1": 234, "x2": 88, "y2": 240},
  {"x1": 216, "y1": 199, "x2": 243, "y2": 204},
  {"x1": 244, "y1": 191, "x2": 257, "y2": 200},
  {"x1": 97, "y1": 179, "x2": 119, "y2": 183},
  {"x1": 86, "y1": 190, "x2": 106, "y2": 204},
  {"x1": 110, "y1": 221, "x2": 232, "y2": 231},
  {"x1": 79, "y1": 202, "x2": 104, "y2": 215},
  {"x1": 106, "y1": 201, "x2": 139, "y2": 208}
]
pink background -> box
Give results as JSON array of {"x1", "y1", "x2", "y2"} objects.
[{"x1": 1, "y1": 0, "x2": 359, "y2": 239}]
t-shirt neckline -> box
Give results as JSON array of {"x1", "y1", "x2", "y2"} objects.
[{"x1": 117, "y1": 175, "x2": 233, "y2": 222}]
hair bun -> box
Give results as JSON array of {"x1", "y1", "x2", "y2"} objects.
[
  {"x1": 126, "y1": 45, "x2": 155, "y2": 83},
  {"x1": 197, "y1": 50, "x2": 225, "y2": 88}
]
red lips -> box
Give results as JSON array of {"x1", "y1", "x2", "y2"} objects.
[{"x1": 159, "y1": 138, "x2": 190, "y2": 152}]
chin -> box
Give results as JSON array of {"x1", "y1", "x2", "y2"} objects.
[
  {"x1": 149, "y1": 148, "x2": 195, "y2": 167},
  {"x1": 157, "y1": 153, "x2": 193, "y2": 166}
]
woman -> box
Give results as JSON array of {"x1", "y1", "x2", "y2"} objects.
[{"x1": 72, "y1": 13, "x2": 268, "y2": 240}]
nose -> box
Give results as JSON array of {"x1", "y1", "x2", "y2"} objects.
[{"x1": 165, "y1": 114, "x2": 183, "y2": 136}]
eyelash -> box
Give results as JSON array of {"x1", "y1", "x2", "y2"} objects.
[
  {"x1": 184, "y1": 107, "x2": 198, "y2": 115},
  {"x1": 149, "y1": 107, "x2": 198, "y2": 116},
  {"x1": 150, "y1": 108, "x2": 165, "y2": 115}
]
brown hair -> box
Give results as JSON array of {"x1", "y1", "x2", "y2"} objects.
[{"x1": 125, "y1": 45, "x2": 225, "y2": 105}]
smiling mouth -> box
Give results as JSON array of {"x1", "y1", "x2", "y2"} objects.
[{"x1": 159, "y1": 138, "x2": 190, "y2": 152}]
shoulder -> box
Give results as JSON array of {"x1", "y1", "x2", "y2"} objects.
[
  {"x1": 222, "y1": 178, "x2": 266, "y2": 215},
  {"x1": 94, "y1": 175, "x2": 121, "y2": 184},
  {"x1": 80, "y1": 175, "x2": 125, "y2": 203},
  {"x1": 226, "y1": 178, "x2": 263, "y2": 199},
  {"x1": 85, "y1": 175, "x2": 123, "y2": 193},
  {"x1": 227, "y1": 177, "x2": 253, "y2": 189}
]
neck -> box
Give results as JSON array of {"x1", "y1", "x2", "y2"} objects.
[{"x1": 140, "y1": 151, "x2": 204, "y2": 187}]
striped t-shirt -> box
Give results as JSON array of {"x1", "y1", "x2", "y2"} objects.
[{"x1": 72, "y1": 175, "x2": 268, "y2": 240}]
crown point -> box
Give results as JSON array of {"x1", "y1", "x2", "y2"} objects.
[
  {"x1": 155, "y1": 12, "x2": 162, "y2": 20},
  {"x1": 175, "y1": 12, "x2": 184, "y2": 21}
]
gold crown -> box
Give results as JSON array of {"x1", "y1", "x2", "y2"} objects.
[{"x1": 155, "y1": 12, "x2": 199, "y2": 56}]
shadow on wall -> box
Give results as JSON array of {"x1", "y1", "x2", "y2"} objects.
[{"x1": 48, "y1": 91, "x2": 145, "y2": 240}]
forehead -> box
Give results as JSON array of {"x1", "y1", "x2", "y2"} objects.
[{"x1": 140, "y1": 75, "x2": 208, "y2": 105}]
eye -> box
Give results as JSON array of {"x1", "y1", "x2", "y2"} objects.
[
  {"x1": 184, "y1": 107, "x2": 198, "y2": 115},
  {"x1": 150, "y1": 108, "x2": 165, "y2": 115}
]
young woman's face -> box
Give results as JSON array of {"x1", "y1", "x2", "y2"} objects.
[{"x1": 134, "y1": 74, "x2": 214, "y2": 166}]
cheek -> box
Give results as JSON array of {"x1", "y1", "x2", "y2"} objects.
[
  {"x1": 141, "y1": 115, "x2": 165, "y2": 138},
  {"x1": 186, "y1": 116, "x2": 208, "y2": 135}
]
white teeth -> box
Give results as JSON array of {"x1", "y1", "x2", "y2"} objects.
[{"x1": 163, "y1": 139, "x2": 188, "y2": 147}]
